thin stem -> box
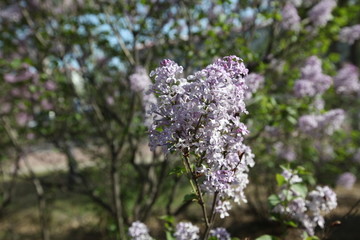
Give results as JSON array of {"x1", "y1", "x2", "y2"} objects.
[
  {"x1": 183, "y1": 153, "x2": 210, "y2": 227},
  {"x1": 203, "y1": 192, "x2": 219, "y2": 240}
]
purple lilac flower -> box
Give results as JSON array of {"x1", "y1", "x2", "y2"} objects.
[
  {"x1": 339, "y1": 24, "x2": 360, "y2": 44},
  {"x1": 281, "y1": 3, "x2": 301, "y2": 32},
  {"x1": 16, "y1": 112, "x2": 32, "y2": 126},
  {"x1": 311, "y1": 97, "x2": 325, "y2": 111},
  {"x1": 289, "y1": 0, "x2": 303, "y2": 6},
  {"x1": 148, "y1": 56, "x2": 254, "y2": 218},
  {"x1": 128, "y1": 221, "x2": 152, "y2": 240},
  {"x1": 281, "y1": 169, "x2": 302, "y2": 184},
  {"x1": 334, "y1": 64, "x2": 360, "y2": 94},
  {"x1": 0, "y1": 4, "x2": 22, "y2": 22},
  {"x1": 44, "y1": 80, "x2": 57, "y2": 91},
  {"x1": 41, "y1": 99, "x2": 53, "y2": 110},
  {"x1": 308, "y1": 186, "x2": 337, "y2": 213},
  {"x1": 298, "y1": 109, "x2": 345, "y2": 137},
  {"x1": 294, "y1": 56, "x2": 332, "y2": 97},
  {"x1": 130, "y1": 66, "x2": 157, "y2": 128},
  {"x1": 308, "y1": 0, "x2": 336, "y2": 27},
  {"x1": 274, "y1": 182, "x2": 337, "y2": 236},
  {"x1": 274, "y1": 142, "x2": 297, "y2": 162},
  {"x1": 210, "y1": 227, "x2": 231, "y2": 240},
  {"x1": 336, "y1": 172, "x2": 356, "y2": 189},
  {"x1": 244, "y1": 73, "x2": 264, "y2": 99},
  {"x1": 129, "y1": 66, "x2": 152, "y2": 93},
  {"x1": 0, "y1": 102, "x2": 11, "y2": 114},
  {"x1": 174, "y1": 222, "x2": 199, "y2": 240}
]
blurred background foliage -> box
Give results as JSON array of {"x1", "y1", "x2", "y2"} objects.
[{"x1": 0, "y1": 0, "x2": 359, "y2": 239}]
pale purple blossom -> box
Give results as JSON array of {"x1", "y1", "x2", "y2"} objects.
[
  {"x1": 44, "y1": 80, "x2": 57, "y2": 91},
  {"x1": 273, "y1": 181, "x2": 337, "y2": 236},
  {"x1": 130, "y1": 66, "x2": 152, "y2": 93},
  {"x1": 339, "y1": 24, "x2": 360, "y2": 44},
  {"x1": 294, "y1": 56, "x2": 332, "y2": 97},
  {"x1": 244, "y1": 73, "x2": 265, "y2": 99},
  {"x1": 174, "y1": 222, "x2": 199, "y2": 240},
  {"x1": 281, "y1": 169, "x2": 302, "y2": 184},
  {"x1": 308, "y1": 0, "x2": 336, "y2": 27},
  {"x1": 281, "y1": 3, "x2": 301, "y2": 32},
  {"x1": 148, "y1": 57, "x2": 254, "y2": 217},
  {"x1": 210, "y1": 227, "x2": 231, "y2": 240},
  {"x1": 336, "y1": 172, "x2": 356, "y2": 189},
  {"x1": 128, "y1": 221, "x2": 152, "y2": 240},
  {"x1": 308, "y1": 186, "x2": 337, "y2": 213},
  {"x1": 274, "y1": 142, "x2": 297, "y2": 162},
  {"x1": 0, "y1": 102, "x2": 11, "y2": 114},
  {"x1": 215, "y1": 200, "x2": 232, "y2": 219},
  {"x1": 298, "y1": 109, "x2": 345, "y2": 137},
  {"x1": 0, "y1": 4, "x2": 22, "y2": 22},
  {"x1": 334, "y1": 64, "x2": 360, "y2": 94},
  {"x1": 41, "y1": 99, "x2": 53, "y2": 110},
  {"x1": 16, "y1": 112, "x2": 32, "y2": 126},
  {"x1": 130, "y1": 66, "x2": 157, "y2": 128}
]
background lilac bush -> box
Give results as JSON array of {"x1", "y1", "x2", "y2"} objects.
[{"x1": 0, "y1": 0, "x2": 360, "y2": 240}]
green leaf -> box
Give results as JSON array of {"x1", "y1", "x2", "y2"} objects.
[
  {"x1": 284, "y1": 220, "x2": 298, "y2": 227},
  {"x1": 276, "y1": 174, "x2": 286, "y2": 186},
  {"x1": 268, "y1": 194, "x2": 281, "y2": 207},
  {"x1": 169, "y1": 166, "x2": 186, "y2": 176},
  {"x1": 166, "y1": 231, "x2": 175, "y2": 240},
  {"x1": 159, "y1": 215, "x2": 175, "y2": 224},
  {"x1": 255, "y1": 235, "x2": 280, "y2": 240},
  {"x1": 290, "y1": 184, "x2": 308, "y2": 198},
  {"x1": 305, "y1": 236, "x2": 320, "y2": 240},
  {"x1": 183, "y1": 193, "x2": 198, "y2": 203}
]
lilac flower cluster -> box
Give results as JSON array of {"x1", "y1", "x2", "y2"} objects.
[
  {"x1": 339, "y1": 24, "x2": 360, "y2": 44},
  {"x1": 336, "y1": 172, "x2": 356, "y2": 189},
  {"x1": 274, "y1": 142, "x2": 297, "y2": 162},
  {"x1": 281, "y1": 3, "x2": 301, "y2": 32},
  {"x1": 130, "y1": 66, "x2": 152, "y2": 93},
  {"x1": 174, "y1": 222, "x2": 199, "y2": 240},
  {"x1": 128, "y1": 221, "x2": 152, "y2": 240},
  {"x1": 294, "y1": 56, "x2": 332, "y2": 97},
  {"x1": 244, "y1": 73, "x2": 265, "y2": 99},
  {"x1": 148, "y1": 56, "x2": 255, "y2": 218},
  {"x1": 209, "y1": 227, "x2": 231, "y2": 240},
  {"x1": 308, "y1": 0, "x2": 336, "y2": 27},
  {"x1": 129, "y1": 66, "x2": 157, "y2": 127},
  {"x1": 273, "y1": 170, "x2": 337, "y2": 236},
  {"x1": 334, "y1": 64, "x2": 360, "y2": 94},
  {"x1": 298, "y1": 109, "x2": 345, "y2": 137}
]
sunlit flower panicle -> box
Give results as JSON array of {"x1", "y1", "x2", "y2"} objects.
[
  {"x1": 128, "y1": 221, "x2": 152, "y2": 240},
  {"x1": 334, "y1": 64, "x2": 360, "y2": 94},
  {"x1": 339, "y1": 24, "x2": 360, "y2": 44},
  {"x1": 174, "y1": 222, "x2": 199, "y2": 240},
  {"x1": 336, "y1": 172, "x2": 356, "y2": 189},
  {"x1": 281, "y1": 3, "x2": 301, "y2": 32},
  {"x1": 308, "y1": 0, "x2": 336, "y2": 27},
  {"x1": 148, "y1": 56, "x2": 255, "y2": 218}
]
